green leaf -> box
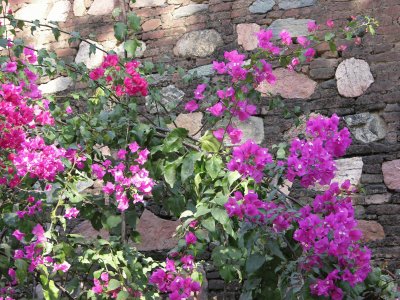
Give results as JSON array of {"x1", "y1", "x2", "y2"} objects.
[
  {"x1": 164, "y1": 159, "x2": 181, "y2": 188},
  {"x1": 107, "y1": 279, "x2": 121, "y2": 291},
  {"x1": 324, "y1": 32, "x2": 335, "y2": 41},
  {"x1": 114, "y1": 22, "x2": 128, "y2": 42},
  {"x1": 42, "y1": 280, "x2": 60, "y2": 300},
  {"x1": 117, "y1": 291, "x2": 130, "y2": 300},
  {"x1": 106, "y1": 215, "x2": 122, "y2": 229},
  {"x1": 277, "y1": 147, "x2": 285, "y2": 159},
  {"x1": 127, "y1": 12, "x2": 141, "y2": 31},
  {"x1": 163, "y1": 128, "x2": 188, "y2": 153},
  {"x1": 181, "y1": 152, "x2": 202, "y2": 182},
  {"x1": 328, "y1": 40, "x2": 337, "y2": 52},
  {"x1": 199, "y1": 131, "x2": 220, "y2": 152},
  {"x1": 195, "y1": 205, "x2": 211, "y2": 218},
  {"x1": 51, "y1": 27, "x2": 60, "y2": 41},
  {"x1": 206, "y1": 156, "x2": 222, "y2": 180},
  {"x1": 112, "y1": 7, "x2": 122, "y2": 18},
  {"x1": 201, "y1": 218, "x2": 215, "y2": 232},
  {"x1": 15, "y1": 259, "x2": 28, "y2": 283},
  {"x1": 124, "y1": 39, "x2": 139, "y2": 57},
  {"x1": 246, "y1": 254, "x2": 265, "y2": 274},
  {"x1": 211, "y1": 208, "x2": 229, "y2": 225},
  {"x1": 228, "y1": 171, "x2": 241, "y2": 187}
]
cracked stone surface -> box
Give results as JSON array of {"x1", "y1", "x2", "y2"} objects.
[
  {"x1": 344, "y1": 113, "x2": 386, "y2": 143},
  {"x1": 268, "y1": 18, "x2": 314, "y2": 37},
  {"x1": 173, "y1": 30, "x2": 223, "y2": 58},
  {"x1": 237, "y1": 23, "x2": 261, "y2": 51},
  {"x1": 249, "y1": 0, "x2": 275, "y2": 14},
  {"x1": 257, "y1": 68, "x2": 317, "y2": 99},
  {"x1": 336, "y1": 58, "x2": 374, "y2": 97},
  {"x1": 39, "y1": 77, "x2": 73, "y2": 94},
  {"x1": 382, "y1": 159, "x2": 400, "y2": 190},
  {"x1": 146, "y1": 85, "x2": 185, "y2": 113}
]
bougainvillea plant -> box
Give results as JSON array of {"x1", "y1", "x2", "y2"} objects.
[{"x1": 0, "y1": 0, "x2": 397, "y2": 299}]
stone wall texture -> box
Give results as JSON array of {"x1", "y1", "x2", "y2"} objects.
[{"x1": 11, "y1": 0, "x2": 400, "y2": 297}]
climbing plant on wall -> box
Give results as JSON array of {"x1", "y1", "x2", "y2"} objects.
[{"x1": 0, "y1": 0, "x2": 397, "y2": 299}]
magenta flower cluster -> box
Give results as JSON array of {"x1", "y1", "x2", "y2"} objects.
[
  {"x1": 92, "y1": 142, "x2": 154, "y2": 211},
  {"x1": 294, "y1": 182, "x2": 371, "y2": 299},
  {"x1": 225, "y1": 190, "x2": 292, "y2": 232},
  {"x1": 286, "y1": 114, "x2": 352, "y2": 187},
  {"x1": 227, "y1": 139, "x2": 273, "y2": 183},
  {"x1": 150, "y1": 232, "x2": 200, "y2": 299},
  {"x1": 89, "y1": 55, "x2": 148, "y2": 97}
]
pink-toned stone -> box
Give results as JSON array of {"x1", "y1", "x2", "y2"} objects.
[
  {"x1": 357, "y1": 220, "x2": 385, "y2": 242},
  {"x1": 142, "y1": 19, "x2": 162, "y2": 32},
  {"x1": 134, "y1": 210, "x2": 179, "y2": 251},
  {"x1": 335, "y1": 58, "x2": 374, "y2": 98},
  {"x1": 382, "y1": 159, "x2": 400, "y2": 190},
  {"x1": 87, "y1": 0, "x2": 114, "y2": 15},
  {"x1": 168, "y1": 112, "x2": 203, "y2": 139},
  {"x1": 257, "y1": 68, "x2": 317, "y2": 99},
  {"x1": 73, "y1": 220, "x2": 110, "y2": 240},
  {"x1": 237, "y1": 23, "x2": 260, "y2": 51}
]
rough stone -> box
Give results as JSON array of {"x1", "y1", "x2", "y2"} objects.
[
  {"x1": 168, "y1": 112, "x2": 203, "y2": 139},
  {"x1": 249, "y1": 0, "x2": 275, "y2": 14},
  {"x1": 75, "y1": 40, "x2": 104, "y2": 69},
  {"x1": 237, "y1": 23, "x2": 260, "y2": 51},
  {"x1": 188, "y1": 64, "x2": 214, "y2": 77},
  {"x1": 87, "y1": 0, "x2": 114, "y2": 15},
  {"x1": 173, "y1": 30, "x2": 223, "y2": 58},
  {"x1": 315, "y1": 157, "x2": 363, "y2": 191},
  {"x1": 257, "y1": 68, "x2": 317, "y2": 99},
  {"x1": 216, "y1": 116, "x2": 264, "y2": 146},
  {"x1": 73, "y1": 0, "x2": 86, "y2": 16},
  {"x1": 142, "y1": 19, "x2": 162, "y2": 31},
  {"x1": 15, "y1": 3, "x2": 50, "y2": 22},
  {"x1": 146, "y1": 85, "x2": 185, "y2": 114},
  {"x1": 335, "y1": 58, "x2": 374, "y2": 98},
  {"x1": 268, "y1": 18, "x2": 314, "y2": 37},
  {"x1": 72, "y1": 220, "x2": 110, "y2": 240},
  {"x1": 277, "y1": 0, "x2": 316, "y2": 9},
  {"x1": 334, "y1": 157, "x2": 364, "y2": 187},
  {"x1": 344, "y1": 113, "x2": 387, "y2": 143},
  {"x1": 173, "y1": 4, "x2": 209, "y2": 19},
  {"x1": 47, "y1": 1, "x2": 71, "y2": 22},
  {"x1": 382, "y1": 160, "x2": 400, "y2": 190},
  {"x1": 134, "y1": 210, "x2": 179, "y2": 251},
  {"x1": 365, "y1": 194, "x2": 391, "y2": 205},
  {"x1": 39, "y1": 77, "x2": 73, "y2": 94},
  {"x1": 357, "y1": 220, "x2": 385, "y2": 242},
  {"x1": 132, "y1": 0, "x2": 166, "y2": 7}
]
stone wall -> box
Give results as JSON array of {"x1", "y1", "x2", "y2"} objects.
[{"x1": 10, "y1": 0, "x2": 400, "y2": 296}]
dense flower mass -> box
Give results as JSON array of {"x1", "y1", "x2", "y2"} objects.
[
  {"x1": 286, "y1": 114, "x2": 352, "y2": 187},
  {"x1": 224, "y1": 190, "x2": 292, "y2": 231},
  {"x1": 95, "y1": 142, "x2": 154, "y2": 211},
  {"x1": 227, "y1": 139, "x2": 273, "y2": 183},
  {"x1": 294, "y1": 182, "x2": 371, "y2": 299},
  {"x1": 89, "y1": 55, "x2": 148, "y2": 97}
]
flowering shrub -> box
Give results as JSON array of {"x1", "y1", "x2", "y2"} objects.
[{"x1": 0, "y1": 0, "x2": 397, "y2": 299}]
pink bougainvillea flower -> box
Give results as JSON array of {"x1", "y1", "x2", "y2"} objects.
[
  {"x1": 279, "y1": 30, "x2": 292, "y2": 45},
  {"x1": 184, "y1": 100, "x2": 199, "y2": 113},
  {"x1": 65, "y1": 106, "x2": 73, "y2": 114},
  {"x1": 207, "y1": 102, "x2": 225, "y2": 117},
  {"x1": 53, "y1": 262, "x2": 71, "y2": 273},
  {"x1": 129, "y1": 142, "x2": 140, "y2": 153},
  {"x1": 326, "y1": 19, "x2": 335, "y2": 28},
  {"x1": 185, "y1": 232, "x2": 197, "y2": 245},
  {"x1": 5, "y1": 62, "x2": 17, "y2": 73},
  {"x1": 64, "y1": 207, "x2": 79, "y2": 220},
  {"x1": 12, "y1": 229, "x2": 25, "y2": 241},
  {"x1": 307, "y1": 20, "x2": 318, "y2": 32}
]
